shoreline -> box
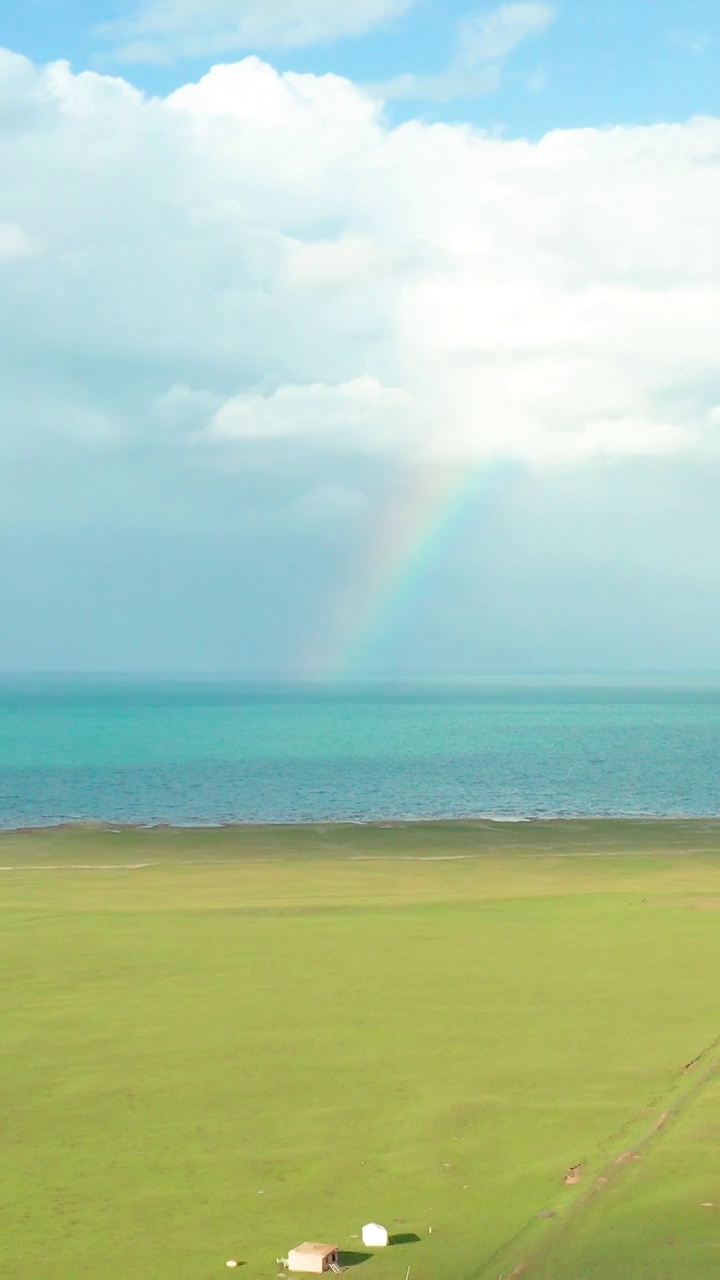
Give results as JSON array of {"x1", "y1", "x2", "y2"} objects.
[{"x1": 5, "y1": 814, "x2": 720, "y2": 836}]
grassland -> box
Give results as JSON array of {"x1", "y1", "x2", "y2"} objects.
[{"x1": 2, "y1": 819, "x2": 720, "y2": 1279}]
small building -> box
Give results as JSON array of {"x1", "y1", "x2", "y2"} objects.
[
  {"x1": 362, "y1": 1223, "x2": 389, "y2": 1248},
  {"x1": 287, "y1": 1242, "x2": 340, "y2": 1274}
]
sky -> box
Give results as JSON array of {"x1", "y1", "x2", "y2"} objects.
[{"x1": 1, "y1": 0, "x2": 720, "y2": 674}]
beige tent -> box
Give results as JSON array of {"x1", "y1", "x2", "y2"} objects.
[{"x1": 287, "y1": 1242, "x2": 340, "y2": 1274}]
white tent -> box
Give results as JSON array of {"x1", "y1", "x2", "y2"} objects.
[{"x1": 361, "y1": 1223, "x2": 389, "y2": 1248}]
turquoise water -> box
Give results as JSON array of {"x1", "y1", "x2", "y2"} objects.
[{"x1": 0, "y1": 678, "x2": 719, "y2": 827}]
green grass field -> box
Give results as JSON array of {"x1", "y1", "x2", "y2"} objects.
[{"x1": 2, "y1": 820, "x2": 720, "y2": 1279}]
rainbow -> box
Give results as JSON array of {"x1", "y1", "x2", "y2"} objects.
[{"x1": 310, "y1": 458, "x2": 507, "y2": 676}]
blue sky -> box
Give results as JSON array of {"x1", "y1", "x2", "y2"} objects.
[
  {"x1": 2, "y1": 2, "x2": 720, "y2": 673},
  {"x1": 4, "y1": 0, "x2": 720, "y2": 132}
]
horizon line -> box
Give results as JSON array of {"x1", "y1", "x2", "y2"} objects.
[{"x1": 3, "y1": 669, "x2": 720, "y2": 682}]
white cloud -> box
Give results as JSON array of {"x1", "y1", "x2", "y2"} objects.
[
  {"x1": 153, "y1": 383, "x2": 224, "y2": 431},
  {"x1": 285, "y1": 234, "x2": 405, "y2": 288},
  {"x1": 376, "y1": 1, "x2": 555, "y2": 101},
  {"x1": 669, "y1": 30, "x2": 715, "y2": 55},
  {"x1": 204, "y1": 377, "x2": 419, "y2": 451},
  {"x1": 2, "y1": 50, "x2": 720, "y2": 474},
  {"x1": 98, "y1": 0, "x2": 417, "y2": 63},
  {"x1": 460, "y1": 2, "x2": 555, "y2": 63},
  {"x1": 0, "y1": 221, "x2": 38, "y2": 261},
  {"x1": 376, "y1": 64, "x2": 502, "y2": 104},
  {"x1": 526, "y1": 67, "x2": 546, "y2": 93},
  {"x1": 535, "y1": 418, "x2": 693, "y2": 464}
]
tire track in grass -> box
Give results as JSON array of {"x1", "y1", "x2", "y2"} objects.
[
  {"x1": 0, "y1": 858, "x2": 288, "y2": 870},
  {"x1": 468, "y1": 1032, "x2": 720, "y2": 1280}
]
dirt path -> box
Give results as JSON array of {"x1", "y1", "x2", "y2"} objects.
[{"x1": 469, "y1": 1031, "x2": 720, "y2": 1279}]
